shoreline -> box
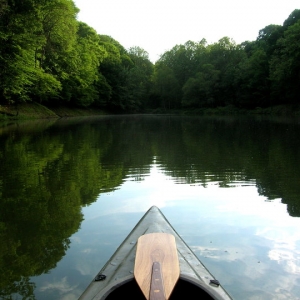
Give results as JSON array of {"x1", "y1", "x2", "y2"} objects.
[
  {"x1": 0, "y1": 103, "x2": 107, "y2": 120},
  {"x1": 1, "y1": 102, "x2": 300, "y2": 122}
]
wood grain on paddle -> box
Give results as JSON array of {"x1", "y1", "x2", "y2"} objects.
[{"x1": 134, "y1": 233, "x2": 180, "y2": 300}]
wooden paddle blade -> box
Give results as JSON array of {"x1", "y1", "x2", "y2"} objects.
[{"x1": 134, "y1": 233, "x2": 180, "y2": 300}]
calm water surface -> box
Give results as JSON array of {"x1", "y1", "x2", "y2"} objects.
[{"x1": 1, "y1": 115, "x2": 300, "y2": 300}]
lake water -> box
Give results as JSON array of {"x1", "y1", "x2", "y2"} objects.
[{"x1": 1, "y1": 115, "x2": 300, "y2": 300}]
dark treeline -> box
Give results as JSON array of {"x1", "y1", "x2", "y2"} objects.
[{"x1": 0, "y1": 1, "x2": 299, "y2": 112}]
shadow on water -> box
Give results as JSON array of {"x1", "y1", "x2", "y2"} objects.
[{"x1": 1, "y1": 115, "x2": 300, "y2": 298}]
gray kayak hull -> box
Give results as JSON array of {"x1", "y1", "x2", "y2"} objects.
[{"x1": 79, "y1": 206, "x2": 232, "y2": 300}]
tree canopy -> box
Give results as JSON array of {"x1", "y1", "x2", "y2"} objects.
[{"x1": 0, "y1": 3, "x2": 299, "y2": 112}]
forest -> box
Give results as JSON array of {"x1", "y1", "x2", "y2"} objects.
[{"x1": 0, "y1": 1, "x2": 299, "y2": 113}]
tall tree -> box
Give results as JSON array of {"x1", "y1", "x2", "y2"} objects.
[
  {"x1": 152, "y1": 64, "x2": 181, "y2": 110},
  {"x1": 97, "y1": 35, "x2": 133, "y2": 111},
  {"x1": 0, "y1": 0, "x2": 80, "y2": 104},
  {"x1": 0, "y1": 0, "x2": 43, "y2": 103},
  {"x1": 182, "y1": 64, "x2": 220, "y2": 108},
  {"x1": 283, "y1": 9, "x2": 300, "y2": 28},
  {"x1": 270, "y1": 19, "x2": 300, "y2": 104},
  {"x1": 207, "y1": 37, "x2": 245, "y2": 106},
  {"x1": 60, "y1": 22, "x2": 107, "y2": 107},
  {"x1": 256, "y1": 24, "x2": 283, "y2": 56},
  {"x1": 235, "y1": 48, "x2": 269, "y2": 108},
  {"x1": 32, "y1": 0, "x2": 79, "y2": 103},
  {"x1": 125, "y1": 46, "x2": 153, "y2": 111}
]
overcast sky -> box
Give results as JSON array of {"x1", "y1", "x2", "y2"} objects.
[{"x1": 73, "y1": 0, "x2": 299, "y2": 62}]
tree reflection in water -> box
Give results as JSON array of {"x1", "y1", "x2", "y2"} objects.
[{"x1": 0, "y1": 115, "x2": 300, "y2": 298}]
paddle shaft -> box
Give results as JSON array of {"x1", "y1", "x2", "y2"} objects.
[{"x1": 150, "y1": 262, "x2": 165, "y2": 300}]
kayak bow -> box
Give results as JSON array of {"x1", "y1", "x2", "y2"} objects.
[{"x1": 79, "y1": 206, "x2": 232, "y2": 300}]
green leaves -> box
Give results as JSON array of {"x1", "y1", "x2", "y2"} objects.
[
  {"x1": 1, "y1": 4, "x2": 299, "y2": 112},
  {"x1": 126, "y1": 47, "x2": 153, "y2": 111},
  {"x1": 152, "y1": 9, "x2": 300, "y2": 111},
  {"x1": 152, "y1": 64, "x2": 180, "y2": 110},
  {"x1": 270, "y1": 19, "x2": 300, "y2": 103},
  {"x1": 0, "y1": 0, "x2": 78, "y2": 103},
  {"x1": 182, "y1": 65, "x2": 220, "y2": 108}
]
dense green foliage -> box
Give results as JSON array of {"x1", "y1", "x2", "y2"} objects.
[
  {"x1": 0, "y1": 2, "x2": 299, "y2": 112},
  {"x1": 0, "y1": 0, "x2": 153, "y2": 112},
  {"x1": 152, "y1": 10, "x2": 300, "y2": 110}
]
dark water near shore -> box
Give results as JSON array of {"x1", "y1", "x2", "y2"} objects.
[{"x1": 1, "y1": 115, "x2": 300, "y2": 299}]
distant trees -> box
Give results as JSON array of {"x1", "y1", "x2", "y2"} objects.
[
  {"x1": 0, "y1": 3, "x2": 299, "y2": 113},
  {"x1": 126, "y1": 46, "x2": 153, "y2": 111},
  {"x1": 96, "y1": 37, "x2": 153, "y2": 112},
  {"x1": 269, "y1": 13, "x2": 300, "y2": 104},
  {"x1": 151, "y1": 10, "x2": 300, "y2": 111}
]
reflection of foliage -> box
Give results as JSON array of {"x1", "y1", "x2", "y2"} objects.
[
  {"x1": 145, "y1": 116, "x2": 300, "y2": 215},
  {"x1": 0, "y1": 142, "x2": 82, "y2": 298},
  {"x1": 1, "y1": 115, "x2": 300, "y2": 298},
  {"x1": 0, "y1": 276, "x2": 35, "y2": 300},
  {"x1": 0, "y1": 119, "x2": 125, "y2": 298}
]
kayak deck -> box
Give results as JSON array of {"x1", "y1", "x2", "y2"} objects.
[{"x1": 79, "y1": 206, "x2": 232, "y2": 300}]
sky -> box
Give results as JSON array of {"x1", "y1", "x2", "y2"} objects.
[{"x1": 73, "y1": 0, "x2": 299, "y2": 62}]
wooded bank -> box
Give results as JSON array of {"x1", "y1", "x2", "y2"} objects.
[
  {"x1": 0, "y1": 2, "x2": 299, "y2": 114},
  {"x1": 1, "y1": 103, "x2": 300, "y2": 122}
]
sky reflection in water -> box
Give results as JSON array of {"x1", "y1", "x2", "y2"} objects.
[
  {"x1": 32, "y1": 161, "x2": 300, "y2": 300},
  {"x1": 2, "y1": 115, "x2": 299, "y2": 300}
]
